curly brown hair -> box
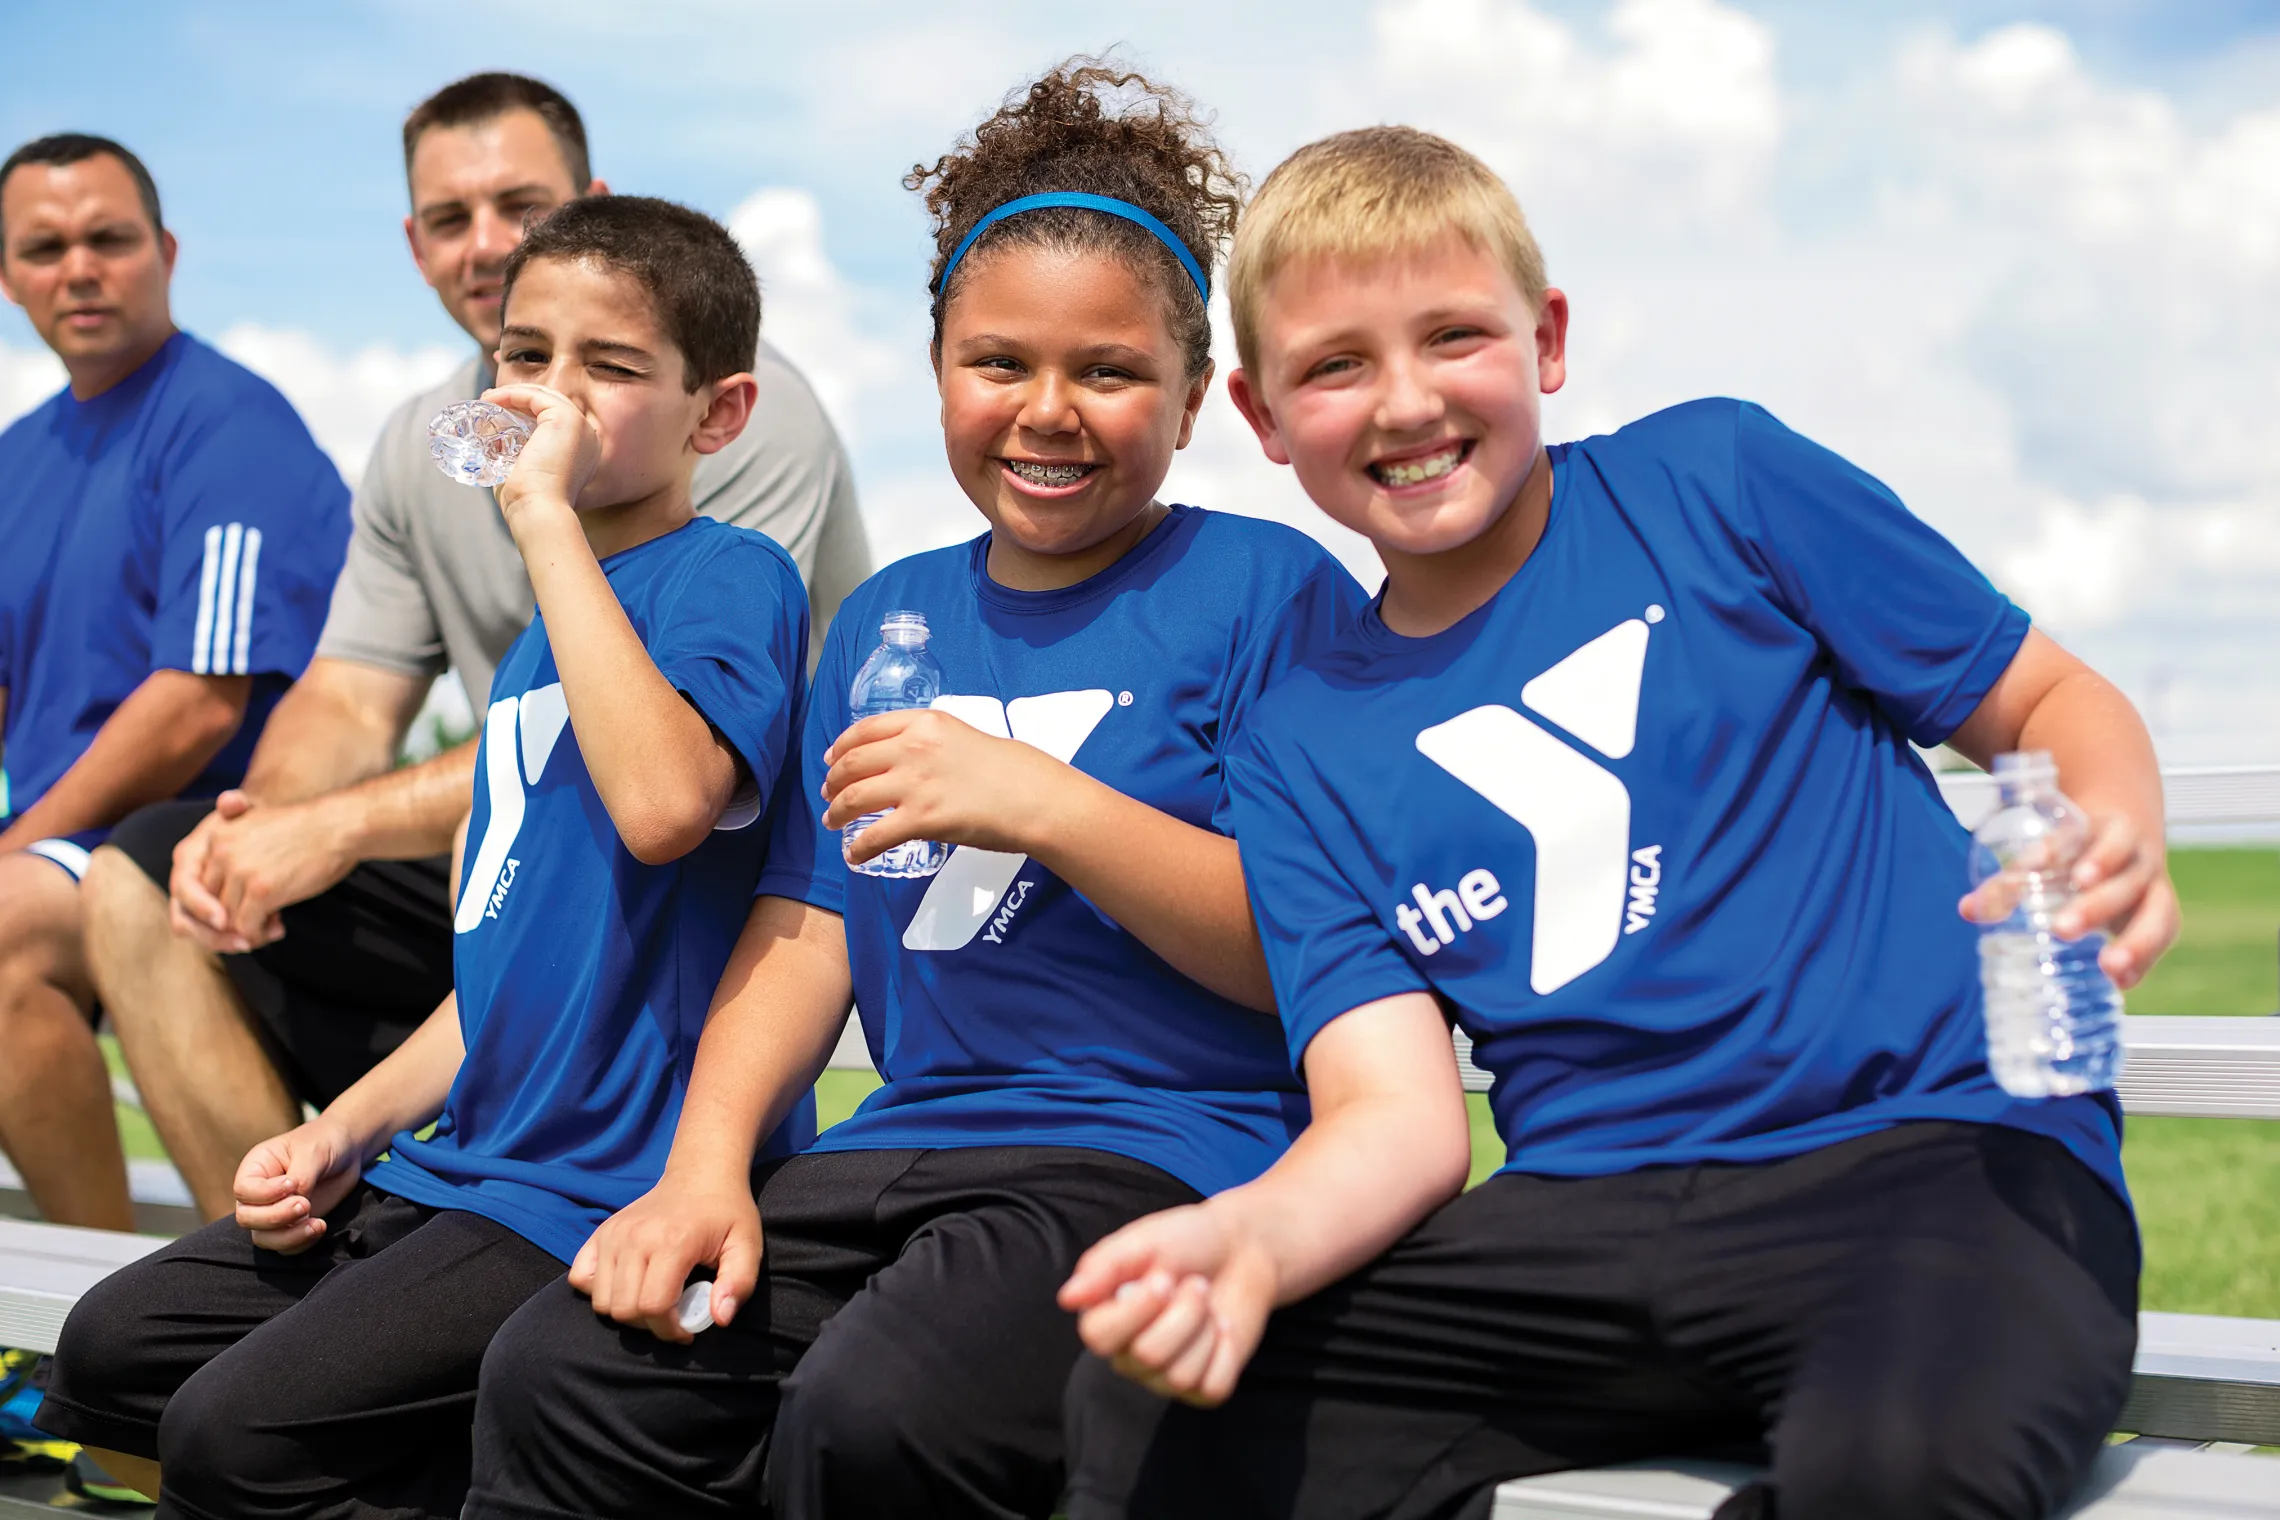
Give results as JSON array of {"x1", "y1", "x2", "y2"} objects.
[{"x1": 906, "y1": 58, "x2": 1245, "y2": 378}]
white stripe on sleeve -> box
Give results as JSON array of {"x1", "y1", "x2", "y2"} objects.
[
  {"x1": 209, "y1": 522, "x2": 243, "y2": 677},
  {"x1": 231, "y1": 527, "x2": 263, "y2": 675},
  {"x1": 191, "y1": 525, "x2": 222, "y2": 675}
]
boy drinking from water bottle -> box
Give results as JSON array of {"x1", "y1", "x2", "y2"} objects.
[
  {"x1": 1060, "y1": 127, "x2": 2178, "y2": 1520},
  {"x1": 35, "y1": 195, "x2": 813, "y2": 1519}
]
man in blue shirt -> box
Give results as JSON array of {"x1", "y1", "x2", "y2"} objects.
[
  {"x1": 1064, "y1": 128, "x2": 2176, "y2": 1520},
  {"x1": 0, "y1": 134, "x2": 348, "y2": 1230}
]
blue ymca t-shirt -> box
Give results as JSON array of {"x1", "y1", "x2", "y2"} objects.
[
  {"x1": 759, "y1": 505, "x2": 1365, "y2": 1197},
  {"x1": 371, "y1": 516, "x2": 817, "y2": 1262},
  {"x1": 0, "y1": 332, "x2": 348, "y2": 826},
  {"x1": 1228, "y1": 400, "x2": 2126, "y2": 1204}
]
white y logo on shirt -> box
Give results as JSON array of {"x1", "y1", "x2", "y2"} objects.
[
  {"x1": 900, "y1": 690, "x2": 1115, "y2": 952},
  {"x1": 455, "y1": 684, "x2": 571, "y2": 934},
  {"x1": 1411, "y1": 614, "x2": 1657, "y2": 993}
]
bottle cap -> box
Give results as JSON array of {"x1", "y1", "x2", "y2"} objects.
[{"x1": 674, "y1": 1279, "x2": 715, "y2": 1335}]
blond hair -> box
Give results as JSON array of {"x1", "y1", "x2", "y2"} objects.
[{"x1": 1229, "y1": 126, "x2": 1547, "y2": 376}]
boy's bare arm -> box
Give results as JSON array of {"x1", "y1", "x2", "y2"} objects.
[
  {"x1": 1060, "y1": 992, "x2": 1471, "y2": 1405},
  {"x1": 0, "y1": 670, "x2": 249, "y2": 853},
  {"x1": 571, "y1": 896, "x2": 854, "y2": 1342},
  {"x1": 1947, "y1": 628, "x2": 2177, "y2": 987},
  {"x1": 232, "y1": 993, "x2": 466, "y2": 1253},
  {"x1": 489, "y1": 382, "x2": 744, "y2": 865}
]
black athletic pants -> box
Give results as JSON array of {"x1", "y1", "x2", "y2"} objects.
[
  {"x1": 32, "y1": 1184, "x2": 563, "y2": 1520},
  {"x1": 466, "y1": 1146, "x2": 1199, "y2": 1520},
  {"x1": 1065, "y1": 1122, "x2": 2139, "y2": 1520},
  {"x1": 108, "y1": 799, "x2": 453, "y2": 1105}
]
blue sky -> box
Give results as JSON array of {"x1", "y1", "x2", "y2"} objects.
[
  {"x1": 5, "y1": 0, "x2": 2275, "y2": 352},
  {"x1": 6, "y1": 1, "x2": 2280, "y2": 762}
]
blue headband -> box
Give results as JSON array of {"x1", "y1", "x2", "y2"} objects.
[{"x1": 938, "y1": 192, "x2": 1208, "y2": 299}]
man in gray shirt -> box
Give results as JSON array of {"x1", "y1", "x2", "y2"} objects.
[{"x1": 77, "y1": 73, "x2": 869, "y2": 1223}]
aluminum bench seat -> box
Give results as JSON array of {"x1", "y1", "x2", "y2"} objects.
[
  {"x1": 0, "y1": 1216, "x2": 164, "y2": 1357},
  {"x1": 1492, "y1": 1444, "x2": 2280, "y2": 1518}
]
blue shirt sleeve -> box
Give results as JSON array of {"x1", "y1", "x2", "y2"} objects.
[
  {"x1": 150, "y1": 394, "x2": 351, "y2": 680},
  {"x1": 646, "y1": 535, "x2": 808, "y2": 827},
  {"x1": 1226, "y1": 729, "x2": 1432, "y2": 1072},
  {"x1": 1729, "y1": 402, "x2": 2028, "y2": 747},
  {"x1": 1210, "y1": 557, "x2": 1368, "y2": 833},
  {"x1": 756, "y1": 595, "x2": 856, "y2": 913}
]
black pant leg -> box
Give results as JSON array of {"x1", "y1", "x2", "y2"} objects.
[
  {"x1": 1065, "y1": 1168, "x2": 1736, "y2": 1520},
  {"x1": 31, "y1": 1185, "x2": 381, "y2": 1458},
  {"x1": 144, "y1": 1199, "x2": 558, "y2": 1520},
  {"x1": 768, "y1": 1147, "x2": 1198, "y2": 1520},
  {"x1": 464, "y1": 1149, "x2": 917, "y2": 1520},
  {"x1": 1663, "y1": 1123, "x2": 2138, "y2": 1520}
]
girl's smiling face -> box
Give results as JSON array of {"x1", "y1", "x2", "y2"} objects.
[{"x1": 936, "y1": 243, "x2": 1210, "y2": 591}]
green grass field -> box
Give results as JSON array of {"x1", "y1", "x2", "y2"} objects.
[
  {"x1": 807, "y1": 846, "x2": 2280, "y2": 1317},
  {"x1": 108, "y1": 847, "x2": 2276, "y2": 1313}
]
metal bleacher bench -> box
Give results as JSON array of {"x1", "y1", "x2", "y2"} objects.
[{"x1": 0, "y1": 766, "x2": 2273, "y2": 1514}]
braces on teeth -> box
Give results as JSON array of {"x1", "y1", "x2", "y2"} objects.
[{"x1": 1008, "y1": 460, "x2": 1091, "y2": 486}]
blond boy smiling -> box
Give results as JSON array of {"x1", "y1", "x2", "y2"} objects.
[{"x1": 1061, "y1": 126, "x2": 2175, "y2": 1520}]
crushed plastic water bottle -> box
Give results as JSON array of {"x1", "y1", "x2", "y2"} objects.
[
  {"x1": 1968, "y1": 750, "x2": 2124, "y2": 1098},
  {"x1": 842, "y1": 611, "x2": 951, "y2": 879},
  {"x1": 428, "y1": 399, "x2": 532, "y2": 488}
]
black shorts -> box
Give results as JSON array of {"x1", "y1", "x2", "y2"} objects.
[
  {"x1": 467, "y1": 1145, "x2": 1200, "y2": 1520},
  {"x1": 32, "y1": 1183, "x2": 563, "y2": 1520},
  {"x1": 107, "y1": 799, "x2": 454, "y2": 1106},
  {"x1": 1065, "y1": 1122, "x2": 2139, "y2": 1520}
]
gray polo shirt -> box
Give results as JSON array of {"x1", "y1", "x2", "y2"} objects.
[{"x1": 316, "y1": 341, "x2": 869, "y2": 710}]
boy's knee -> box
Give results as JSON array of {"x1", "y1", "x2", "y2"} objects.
[
  {"x1": 47, "y1": 1270, "x2": 162, "y2": 1416},
  {"x1": 773, "y1": 1323, "x2": 931, "y2": 1478},
  {"x1": 475, "y1": 1282, "x2": 592, "y2": 1449},
  {"x1": 153, "y1": 1354, "x2": 293, "y2": 1508},
  {"x1": 770, "y1": 1313, "x2": 1021, "y2": 1514}
]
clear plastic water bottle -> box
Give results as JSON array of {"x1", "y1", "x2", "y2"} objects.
[
  {"x1": 428, "y1": 400, "x2": 532, "y2": 487},
  {"x1": 842, "y1": 611, "x2": 951, "y2": 879},
  {"x1": 1968, "y1": 750, "x2": 2125, "y2": 1098}
]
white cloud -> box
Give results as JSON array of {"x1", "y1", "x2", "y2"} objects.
[
  {"x1": 0, "y1": 342, "x2": 65, "y2": 429},
  {"x1": 214, "y1": 325, "x2": 462, "y2": 485},
  {"x1": 729, "y1": 187, "x2": 910, "y2": 447},
  {"x1": 1375, "y1": 0, "x2": 1782, "y2": 216}
]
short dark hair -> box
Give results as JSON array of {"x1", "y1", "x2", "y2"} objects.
[
  {"x1": 0, "y1": 133, "x2": 164, "y2": 240},
  {"x1": 402, "y1": 72, "x2": 591, "y2": 192},
  {"x1": 501, "y1": 196, "x2": 759, "y2": 392}
]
